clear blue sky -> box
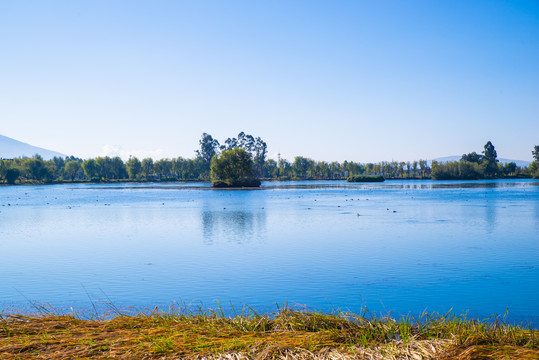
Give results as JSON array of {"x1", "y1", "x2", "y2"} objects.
[{"x1": 1, "y1": 0, "x2": 538, "y2": 162}]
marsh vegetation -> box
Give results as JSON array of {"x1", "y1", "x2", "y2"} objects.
[{"x1": 1, "y1": 306, "x2": 538, "y2": 359}]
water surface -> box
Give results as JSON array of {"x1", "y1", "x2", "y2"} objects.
[{"x1": 1, "y1": 180, "x2": 538, "y2": 325}]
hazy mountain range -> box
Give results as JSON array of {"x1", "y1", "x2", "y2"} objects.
[
  {"x1": 0, "y1": 134, "x2": 66, "y2": 160},
  {"x1": 0, "y1": 134, "x2": 533, "y2": 167}
]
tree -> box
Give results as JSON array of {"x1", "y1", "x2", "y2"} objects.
[
  {"x1": 196, "y1": 133, "x2": 220, "y2": 165},
  {"x1": 503, "y1": 162, "x2": 516, "y2": 176},
  {"x1": 5, "y1": 168, "x2": 20, "y2": 185},
  {"x1": 52, "y1": 156, "x2": 66, "y2": 178},
  {"x1": 532, "y1": 145, "x2": 539, "y2": 162},
  {"x1": 461, "y1": 152, "x2": 482, "y2": 163},
  {"x1": 82, "y1": 159, "x2": 99, "y2": 179},
  {"x1": 126, "y1": 157, "x2": 142, "y2": 180},
  {"x1": 292, "y1": 156, "x2": 311, "y2": 178},
  {"x1": 418, "y1": 159, "x2": 428, "y2": 177},
  {"x1": 110, "y1": 156, "x2": 127, "y2": 179},
  {"x1": 0, "y1": 160, "x2": 7, "y2": 180},
  {"x1": 141, "y1": 158, "x2": 154, "y2": 179},
  {"x1": 253, "y1": 137, "x2": 267, "y2": 177},
  {"x1": 22, "y1": 157, "x2": 55, "y2": 182},
  {"x1": 64, "y1": 160, "x2": 81, "y2": 181},
  {"x1": 196, "y1": 133, "x2": 220, "y2": 179},
  {"x1": 263, "y1": 159, "x2": 278, "y2": 178},
  {"x1": 482, "y1": 141, "x2": 499, "y2": 177},
  {"x1": 23, "y1": 158, "x2": 44, "y2": 180},
  {"x1": 154, "y1": 159, "x2": 173, "y2": 179},
  {"x1": 210, "y1": 148, "x2": 260, "y2": 187},
  {"x1": 95, "y1": 157, "x2": 112, "y2": 179},
  {"x1": 237, "y1": 132, "x2": 255, "y2": 152},
  {"x1": 278, "y1": 158, "x2": 292, "y2": 177},
  {"x1": 431, "y1": 160, "x2": 483, "y2": 180}
]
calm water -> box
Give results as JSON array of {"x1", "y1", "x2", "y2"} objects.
[{"x1": 1, "y1": 180, "x2": 538, "y2": 325}]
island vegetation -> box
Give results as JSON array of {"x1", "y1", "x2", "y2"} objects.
[
  {"x1": 1, "y1": 134, "x2": 538, "y2": 185},
  {"x1": 210, "y1": 148, "x2": 261, "y2": 188},
  {"x1": 347, "y1": 175, "x2": 385, "y2": 182}
]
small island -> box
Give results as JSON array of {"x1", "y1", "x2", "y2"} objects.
[
  {"x1": 210, "y1": 148, "x2": 261, "y2": 188},
  {"x1": 346, "y1": 174, "x2": 385, "y2": 182}
]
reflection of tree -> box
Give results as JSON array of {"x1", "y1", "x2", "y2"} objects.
[
  {"x1": 535, "y1": 195, "x2": 539, "y2": 234},
  {"x1": 201, "y1": 210, "x2": 266, "y2": 245},
  {"x1": 431, "y1": 182, "x2": 499, "y2": 190},
  {"x1": 484, "y1": 194, "x2": 497, "y2": 234},
  {"x1": 201, "y1": 211, "x2": 216, "y2": 245}
]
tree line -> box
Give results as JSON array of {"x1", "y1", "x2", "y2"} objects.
[
  {"x1": 431, "y1": 142, "x2": 539, "y2": 180},
  {"x1": 1, "y1": 135, "x2": 538, "y2": 185}
]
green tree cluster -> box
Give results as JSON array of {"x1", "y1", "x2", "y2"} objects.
[
  {"x1": 432, "y1": 141, "x2": 531, "y2": 180},
  {"x1": 1, "y1": 138, "x2": 536, "y2": 185},
  {"x1": 210, "y1": 148, "x2": 261, "y2": 187}
]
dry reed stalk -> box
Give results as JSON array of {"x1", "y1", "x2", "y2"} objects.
[{"x1": 1, "y1": 310, "x2": 537, "y2": 360}]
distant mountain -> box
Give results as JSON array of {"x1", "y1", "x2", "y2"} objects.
[
  {"x1": 431, "y1": 155, "x2": 531, "y2": 168},
  {"x1": 0, "y1": 134, "x2": 67, "y2": 160}
]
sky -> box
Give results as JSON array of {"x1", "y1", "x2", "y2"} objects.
[{"x1": 1, "y1": 0, "x2": 538, "y2": 162}]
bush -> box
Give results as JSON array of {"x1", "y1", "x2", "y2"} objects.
[
  {"x1": 212, "y1": 179, "x2": 261, "y2": 188},
  {"x1": 5, "y1": 168, "x2": 20, "y2": 185},
  {"x1": 347, "y1": 175, "x2": 385, "y2": 182},
  {"x1": 210, "y1": 148, "x2": 261, "y2": 188}
]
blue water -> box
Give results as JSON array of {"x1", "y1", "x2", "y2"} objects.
[{"x1": 0, "y1": 180, "x2": 538, "y2": 325}]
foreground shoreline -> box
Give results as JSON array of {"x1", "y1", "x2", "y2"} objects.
[{"x1": 1, "y1": 308, "x2": 537, "y2": 359}]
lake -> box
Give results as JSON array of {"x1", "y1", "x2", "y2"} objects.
[{"x1": 1, "y1": 180, "x2": 538, "y2": 325}]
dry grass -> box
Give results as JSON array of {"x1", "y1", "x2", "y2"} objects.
[{"x1": 0, "y1": 307, "x2": 537, "y2": 359}]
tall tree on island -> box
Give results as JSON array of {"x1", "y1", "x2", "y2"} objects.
[
  {"x1": 482, "y1": 141, "x2": 499, "y2": 177},
  {"x1": 196, "y1": 133, "x2": 220, "y2": 179}
]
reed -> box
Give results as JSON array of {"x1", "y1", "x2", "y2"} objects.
[{"x1": 0, "y1": 305, "x2": 537, "y2": 359}]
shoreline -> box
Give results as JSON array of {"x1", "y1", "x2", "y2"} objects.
[
  {"x1": 0, "y1": 175, "x2": 535, "y2": 187},
  {"x1": 1, "y1": 308, "x2": 537, "y2": 359}
]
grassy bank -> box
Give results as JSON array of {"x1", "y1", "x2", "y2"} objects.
[{"x1": 1, "y1": 307, "x2": 537, "y2": 359}]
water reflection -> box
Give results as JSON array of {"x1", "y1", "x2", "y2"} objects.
[
  {"x1": 91, "y1": 179, "x2": 537, "y2": 191},
  {"x1": 201, "y1": 210, "x2": 266, "y2": 245},
  {"x1": 535, "y1": 197, "x2": 539, "y2": 234},
  {"x1": 484, "y1": 191, "x2": 497, "y2": 234}
]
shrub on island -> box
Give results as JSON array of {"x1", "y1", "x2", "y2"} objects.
[
  {"x1": 210, "y1": 148, "x2": 261, "y2": 188},
  {"x1": 346, "y1": 175, "x2": 385, "y2": 182},
  {"x1": 212, "y1": 179, "x2": 261, "y2": 188}
]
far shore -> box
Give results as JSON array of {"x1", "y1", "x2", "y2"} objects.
[{"x1": 0, "y1": 175, "x2": 535, "y2": 187}]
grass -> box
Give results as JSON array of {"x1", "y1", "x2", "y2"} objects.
[{"x1": 0, "y1": 305, "x2": 537, "y2": 359}]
